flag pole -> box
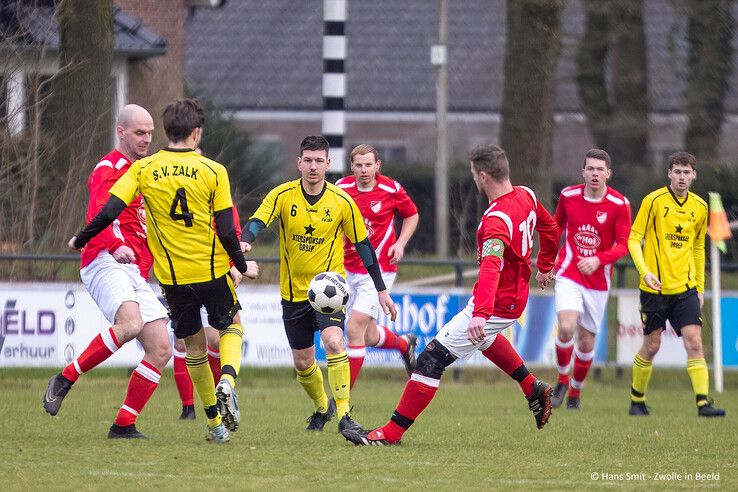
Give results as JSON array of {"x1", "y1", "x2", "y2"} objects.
[{"x1": 710, "y1": 241, "x2": 723, "y2": 393}]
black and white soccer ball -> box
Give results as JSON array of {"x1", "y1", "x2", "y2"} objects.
[{"x1": 307, "y1": 271, "x2": 349, "y2": 314}]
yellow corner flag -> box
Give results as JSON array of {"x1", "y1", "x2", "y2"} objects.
[{"x1": 708, "y1": 192, "x2": 732, "y2": 253}]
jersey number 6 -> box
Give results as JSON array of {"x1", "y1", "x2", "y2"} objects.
[{"x1": 170, "y1": 187, "x2": 194, "y2": 227}]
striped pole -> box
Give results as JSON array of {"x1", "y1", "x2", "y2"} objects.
[{"x1": 322, "y1": 0, "x2": 347, "y2": 174}]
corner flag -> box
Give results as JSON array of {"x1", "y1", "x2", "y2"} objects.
[{"x1": 708, "y1": 192, "x2": 732, "y2": 254}]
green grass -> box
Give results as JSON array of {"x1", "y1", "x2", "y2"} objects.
[{"x1": 2, "y1": 367, "x2": 736, "y2": 490}]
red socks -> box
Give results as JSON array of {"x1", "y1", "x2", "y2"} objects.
[
  {"x1": 569, "y1": 347, "x2": 594, "y2": 398},
  {"x1": 380, "y1": 376, "x2": 439, "y2": 442},
  {"x1": 347, "y1": 344, "x2": 366, "y2": 389},
  {"x1": 482, "y1": 334, "x2": 535, "y2": 398},
  {"x1": 207, "y1": 345, "x2": 222, "y2": 384},
  {"x1": 114, "y1": 360, "x2": 161, "y2": 427},
  {"x1": 375, "y1": 325, "x2": 408, "y2": 353},
  {"x1": 173, "y1": 349, "x2": 194, "y2": 406},
  {"x1": 62, "y1": 327, "x2": 120, "y2": 382},
  {"x1": 555, "y1": 336, "x2": 574, "y2": 386}
]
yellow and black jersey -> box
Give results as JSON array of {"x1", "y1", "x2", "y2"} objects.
[
  {"x1": 628, "y1": 186, "x2": 707, "y2": 294},
  {"x1": 250, "y1": 179, "x2": 367, "y2": 302},
  {"x1": 110, "y1": 148, "x2": 233, "y2": 285}
]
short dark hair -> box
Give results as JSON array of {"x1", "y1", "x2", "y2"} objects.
[
  {"x1": 583, "y1": 148, "x2": 611, "y2": 168},
  {"x1": 299, "y1": 135, "x2": 329, "y2": 156},
  {"x1": 469, "y1": 144, "x2": 509, "y2": 181},
  {"x1": 668, "y1": 151, "x2": 697, "y2": 170},
  {"x1": 162, "y1": 99, "x2": 205, "y2": 143}
]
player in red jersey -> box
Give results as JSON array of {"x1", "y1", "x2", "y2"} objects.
[
  {"x1": 550, "y1": 149, "x2": 631, "y2": 410},
  {"x1": 336, "y1": 144, "x2": 419, "y2": 388},
  {"x1": 342, "y1": 144, "x2": 559, "y2": 445},
  {"x1": 43, "y1": 104, "x2": 171, "y2": 439}
]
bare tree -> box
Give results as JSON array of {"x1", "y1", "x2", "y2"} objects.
[
  {"x1": 50, "y1": 0, "x2": 113, "y2": 249},
  {"x1": 500, "y1": 0, "x2": 563, "y2": 209},
  {"x1": 684, "y1": 0, "x2": 735, "y2": 164}
]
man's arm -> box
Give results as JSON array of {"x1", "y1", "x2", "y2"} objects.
[
  {"x1": 694, "y1": 210, "x2": 707, "y2": 293},
  {"x1": 71, "y1": 196, "x2": 127, "y2": 249},
  {"x1": 628, "y1": 196, "x2": 661, "y2": 291},
  {"x1": 597, "y1": 202, "x2": 632, "y2": 266},
  {"x1": 467, "y1": 235, "x2": 505, "y2": 344},
  {"x1": 87, "y1": 166, "x2": 127, "y2": 256},
  {"x1": 214, "y1": 208, "x2": 248, "y2": 274},
  {"x1": 387, "y1": 212, "x2": 419, "y2": 264},
  {"x1": 534, "y1": 201, "x2": 559, "y2": 274}
]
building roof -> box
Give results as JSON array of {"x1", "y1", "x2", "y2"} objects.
[
  {"x1": 185, "y1": 0, "x2": 738, "y2": 113},
  {"x1": 0, "y1": 2, "x2": 166, "y2": 59}
]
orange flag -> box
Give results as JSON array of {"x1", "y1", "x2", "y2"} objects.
[{"x1": 709, "y1": 192, "x2": 732, "y2": 253}]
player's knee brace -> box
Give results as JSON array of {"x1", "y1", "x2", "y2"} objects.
[{"x1": 415, "y1": 339, "x2": 456, "y2": 380}]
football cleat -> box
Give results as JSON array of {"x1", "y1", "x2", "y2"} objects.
[
  {"x1": 338, "y1": 413, "x2": 363, "y2": 433},
  {"x1": 566, "y1": 396, "x2": 581, "y2": 410},
  {"x1": 401, "y1": 334, "x2": 418, "y2": 376},
  {"x1": 550, "y1": 382, "x2": 568, "y2": 409},
  {"x1": 108, "y1": 424, "x2": 146, "y2": 439},
  {"x1": 216, "y1": 378, "x2": 240, "y2": 432},
  {"x1": 629, "y1": 401, "x2": 650, "y2": 416},
  {"x1": 179, "y1": 404, "x2": 196, "y2": 420},
  {"x1": 306, "y1": 398, "x2": 336, "y2": 431},
  {"x1": 698, "y1": 398, "x2": 725, "y2": 417},
  {"x1": 206, "y1": 423, "x2": 230, "y2": 443},
  {"x1": 527, "y1": 379, "x2": 553, "y2": 429},
  {"x1": 43, "y1": 373, "x2": 73, "y2": 416},
  {"x1": 342, "y1": 427, "x2": 400, "y2": 446}
]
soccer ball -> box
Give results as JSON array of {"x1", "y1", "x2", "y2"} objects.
[{"x1": 308, "y1": 271, "x2": 349, "y2": 314}]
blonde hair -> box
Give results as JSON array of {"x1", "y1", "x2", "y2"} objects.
[{"x1": 350, "y1": 144, "x2": 380, "y2": 163}]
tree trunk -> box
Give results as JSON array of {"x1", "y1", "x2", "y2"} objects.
[
  {"x1": 576, "y1": 0, "x2": 612, "y2": 150},
  {"x1": 684, "y1": 0, "x2": 734, "y2": 165},
  {"x1": 50, "y1": 0, "x2": 113, "y2": 250},
  {"x1": 608, "y1": 0, "x2": 649, "y2": 169},
  {"x1": 500, "y1": 0, "x2": 563, "y2": 209}
]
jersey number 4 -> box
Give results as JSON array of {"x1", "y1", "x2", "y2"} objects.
[
  {"x1": 518, "y1": 211, "x2": 537, "y2": 256},
  {"x1": 170, "y1": 187, "x2": 194, "y2": 227}
]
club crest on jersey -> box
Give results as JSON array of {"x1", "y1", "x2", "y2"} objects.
[
  {"x1": 482, "y1": 238, "x2": 505, "y2": 258},
  {"x1": 596, "y1": 211, "x2": 607, "y2": 224},
  {"x1": 370, "y1": 201, "x2": 382, "y2": 213},
  {"x1": 573, "y1": 224, "x2": 601, "y2": 257},
  {"x1": 322, "y1": 208, "x2": 333, "y2": 222}
]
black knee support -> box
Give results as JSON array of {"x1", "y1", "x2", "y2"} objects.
[{"x1": 415, "y1": 339, "x2": 456, "y2": 380}]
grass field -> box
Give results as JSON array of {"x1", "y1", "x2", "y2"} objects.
[{"x1": 1, "y1": 367, "x2": 735, "y2": 491}]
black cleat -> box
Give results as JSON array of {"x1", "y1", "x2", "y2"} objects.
[
  {"x1": 527, "y1": 379, "x2": 552, "y2": 429},
  {"x1": 629, "y1": 401, "x2": 650, "y2": 416},
  {"x1": 566, "y1": 396, "x2": 581, "y2": 410},
  {"x1": 550, "y1": 382, "x2": 568, "y2": 409},
  {"x1": 401, "y1": 334, "x2": 418, "y2": 376},
  {"x1": 698, "y1": 398, "x2": 726, "y2": 417},
  {"x1": 342, "y1": 427, "x2": 400, "y2": 446},
  {"x1": 306, "y1": 398, "x2": 336, "y2": 431},
  {"x1": 108, "y1": 423, "x2": 147, "y2": 439},
  {"x1": 179, "y1": 405, "x2": 196, "y2": 420},
  {"x1": 338, "y1": 413, "x2": 363, "y2": 433},
  {"x1": 43, "y1": 373, "x2": 73, "y2": 416}
]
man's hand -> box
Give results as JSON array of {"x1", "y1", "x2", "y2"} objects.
[
  {"x1": 230, "y1": 266, "x2": 243, "y2": 288},
  {"x1": 387, "y1": 243, "x2": 406, "y2": 265},
  {"x1": 698, "y1": 292, "x2": 704, "y2": 309},
  {"x1": 68, "y1": 236, "x2": 80, "y2": 250},
  {"x1": 378, "y1": 290, "x2": 397, "y2": 321},
  {"x1": 244, "y1": 260, "x2": 259, "y2": 279},
  {"x1": 467, "y1": 316, "x2": 487, "y2": 345},
  {"x1": 643, "y1": 272, "x2": 662, "y2": 291},
  {"x1": 112, "y1": 245, "x2": 136, "y2": 264},
  {"x1": 240, "y1": 241, "x2": 252, "y2": 253},
  {"x1": 576, "y1": 256, "x2": 601, "y2": 275},
  {"x1": 536, "y1": 270, "x2": 554, "y2": 289}
]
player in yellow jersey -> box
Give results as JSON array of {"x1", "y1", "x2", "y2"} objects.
[
  {"x1": 628, "y1": 152, "x2": 724, "y2": 417},
  {"x1": 69, "y1": 99, "x2": 252, "y2": 441},
  {"x1": 242, "y1": 135, "x2": 397, "y2": 432}
]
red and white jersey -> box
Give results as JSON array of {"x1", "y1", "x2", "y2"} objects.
[
  {"x1": 336, "y1": 174, "x2": 418, "y2": 274},
  {"x1": 553, "y1": 184, "x2": 631, "y2": 291},
  {"x1": 80, "y1": 149, "x2": 153, "y2": 280},
  {"x1": 472, "y1": 186, "x2": 558, "y2": 320}
]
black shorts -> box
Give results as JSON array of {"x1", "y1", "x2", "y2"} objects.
[
  {"x1": 639, "y1": 288, "x2": 702, "y2": 336},
  {"x1": 162, "y1": 275, "x2": 241, "y2": 339},
  {"x1": 282, "y1": 299, "x2": 345, "y2": 350}
]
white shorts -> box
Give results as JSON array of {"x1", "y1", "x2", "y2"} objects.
[
  {"x1": 80, "y1": 252, "x2": 168, "y2": 325},
  {"x1": 435, "y1": 296, "x2": 516, "y2": 360},
  {"x1": 554, "y1": 275, "x2": 609, "y2": 334},
  {"x1": 345, "y1": 271, "x2": 397, "y2": 320}
]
